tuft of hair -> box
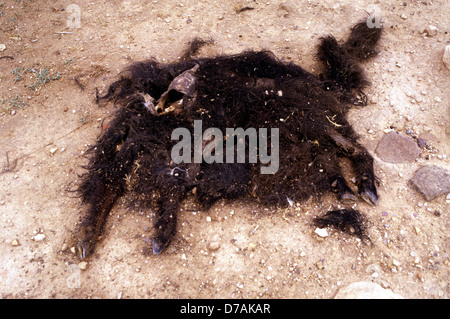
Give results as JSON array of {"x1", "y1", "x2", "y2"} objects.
[
  {"x1": 344, "y1": 21, "x2": 382, "y2": 60},
  {"x1": 317, "y1": 20, "x2": 382, "y2": 103},
  {"x1": 313, "y1": 208, "x2": 371, "y2": 243}
]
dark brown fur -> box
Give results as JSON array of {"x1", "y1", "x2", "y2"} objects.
[{"x1": 75, "y1": 21, "x2": 381, "y2": 258}]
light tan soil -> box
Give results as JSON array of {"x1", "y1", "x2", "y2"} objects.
[{"x1": 0, "y1": 0, "x2": 448, "y2": 299}]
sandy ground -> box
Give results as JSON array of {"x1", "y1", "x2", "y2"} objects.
[{"x1": 0, "y1": 0, "x2": 448, "y2": 299}]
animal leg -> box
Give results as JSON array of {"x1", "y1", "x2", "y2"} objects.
[
  {"x1": 313, "y1": 152, "x2": 358, "y2": 204},
  {"x1": 349, "y1": 151, "x2": 378, "y2": 205},
  {"x1": 152, "y1": 174, "x2": 187, "y2": 254},
  {"x1": 326, "y1": 127, "x2": 378, "y2": 205},
  {"x1": 77, "y1": 136, "x2": 138, "y2": 259},
  {"x1": 331, "y1": 176, "x2": 358, "y2": 204}
]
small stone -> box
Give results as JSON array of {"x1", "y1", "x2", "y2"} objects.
[
  {"x1": 314, "y1": 227, "x2": 329, "y2": 238},
  {"x1": 50, "y1": 147, "x2": 58, "y2": 155},
  {"x1": 11, "y1": 239, "x2": 20, "y2": 246},
  {"x1": 33, "y1": 234, "x2": 46, "y2": 241},
  {"x1": 443, "y1": 45, "x2": 450, "y2": 70},
  {"x1": 208, "y1": 241, "x2": 220, "y2": 251},
  {"x1": 417, "y1": 272, "x2": 423, "y2": 281},
  {"x1": 78, "y1": 261, "x2": 88, "y2": 270},
  {"x1": 417, "y1": 138, "x2": 426, "y2": 148},
  {"x1": 423, "y1": 25, "x2": 438, "y2": 37},
  {"x1": 375, "y1": 132, "x2": 419, "y2": 163},
  {"x1": 400, "y1": 14, "x2": 407, "y2": 20},
  {"x1": 0, "y1": 44, "x2": 6, "y2": 52},
  {"x1": 410, "y1": 165, "x2": 450, "y2": 201},
  {"x1": 70, "y1": 246, "x2": 76, "y2": 254},
  {"x1": 316, "y1": 260, "x2": 325, "y2": 269}
]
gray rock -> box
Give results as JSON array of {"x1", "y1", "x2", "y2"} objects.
[
  {"x1": 334, "y1": 281, "x2": 404, "y2": 299},
  {"x1": 375, "y1": 132, "x2": 419, "y2": 163},
  {"x1": 410, "y1": 165, "x2": 450, "y2": 201}
]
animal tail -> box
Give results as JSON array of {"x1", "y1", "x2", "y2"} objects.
[{"x1": 317, "y1": 20, "x2": 382, "y2": 104}]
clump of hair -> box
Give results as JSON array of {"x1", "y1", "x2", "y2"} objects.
[{"x1": 313, "y1": 208, "x2": 371, "y2": 243}]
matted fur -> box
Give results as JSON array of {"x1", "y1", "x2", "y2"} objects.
[{"x1": 75, "y1": 21, "x2": 382, "y2": 258}]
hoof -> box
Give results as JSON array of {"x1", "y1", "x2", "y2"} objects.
[
  {"x1": 152, "y1": 237, "x2": 170, "y2": 255},
  {"x1": 75, "y1": 225, "x2": 96, "y2": 260},
  {"x1": 339, "y1": 191, "x2": 358, "y2": 205},
  {"x1": 360, "y1": 188, "x2": 378, "y2": 206},
  {"x1": 77, "y1": 240, "x2": 90, "y2": 260}
]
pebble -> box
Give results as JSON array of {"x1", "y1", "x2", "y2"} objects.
[
  {"x1": 11, "y1": 239, "x2": 20, "y2": 246},
  {"x1": 316, "y1": 260, "x2": 325, "y2": 269},
  {"x1": 417, "y1": 138, "x2": 426, "y2": 148},
  {"x1": 78, "y1": 261, "x2": 88, "y2": 270},
  {"x1": 50, "y1": 148, "x2": 58, "y2": 155},
  {"x1": 443, "y1": 45, "x2": 450, "y2": 70},
  {"x1": 410, "y1": 165, "x2": 450, "y2": 201},
  {"x1": 208, "y1": 241, "x2": 220, "y2": 251},
  {"x1": 314, "y1": 227, "x2": 329, "y2": 238},
  {"x1": 400, "y1": 14, "x2": 407, "y2": 20},
  {"x1": 375, "y1": 132, "x2": 419, "y2": 163},
  {"x1": 0, "y1": 44, "x2": 6, "y2": 51},
  {"x1": 33, "y1": 234, "x2": 46, "y2": 241},
  {"x1": 423, "y1": 25, "x2": 438, "y2": 37}
]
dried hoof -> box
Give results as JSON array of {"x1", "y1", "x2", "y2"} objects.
[
  {"x1": 340, "y1": 191, "x2": 359, "y2": 204},
  {"x1": 358, "y1": 179, "x2": 378, "y2": 205},
  {"x1": 75, "y1": 225, "x2": 97, "y2": 259},
  {"x1": 152, "y1": 237, "x2": 171, "y2": 255}
]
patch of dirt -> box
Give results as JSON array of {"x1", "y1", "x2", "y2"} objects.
[{"x1": 0, "y1": 0, "x2": 448, "y2": 299}]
